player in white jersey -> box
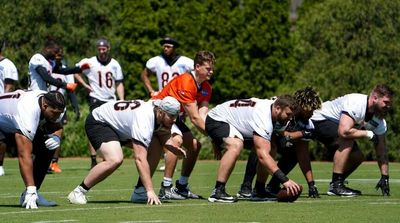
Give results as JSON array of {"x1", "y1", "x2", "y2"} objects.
[
  {"x1": 310, "y1": 84, "x2": 394, "y2": 197},
  {"x1": 47, "y1": 49, "x2": 81, "y2": 173},
  {"x1": 0, "y1": 90, "x2": 66, "y2": 209},
  {"x1": 205, "y1": 95, "x2": 302, "y2": 203},
  {"x1": 74, "y1": 37, "x2": 125, "y2": 168},
  {"x1": 67, "y1": 96, "x2": 185, "y2": 205},
  {"x1": 28, "y1": 37, "x2": 81, "y2": 92},
  {"x1": 237, "y1": 88, "x2": 323, "y2": 200},
  {"x1": 141, "y1": 37, "x2": 193, "y2": 96},
  {"x1": 0, "y1": 39, "x2": 19, "y2": 176}
]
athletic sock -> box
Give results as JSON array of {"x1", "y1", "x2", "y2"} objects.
[
  {"x1": 178, "y1": 176, "x2": 189, "y2": 185},
  {"x1": 215, "y1": 181, "x2": 226, "y2": 190},
  {"x1": 91, "y1": 155, "x2": 97, "y2": 163},
  {"x1": 163, "y1": 177, "x2": 173, "y2": 187},
  {"x1": 80, "y1": 181, "x2": 90, "y2": 191},
  {"x1": 332, "y1": 172, "x2": 344, "y2": 183}
]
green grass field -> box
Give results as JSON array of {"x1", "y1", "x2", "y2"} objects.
[{"x1": 1, "y1": 158, "x2": 399, "y2": 223}]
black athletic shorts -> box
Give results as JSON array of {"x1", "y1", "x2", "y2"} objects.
[
  {"x1": 0, "y1": 130, "x2": 15, "y2": 146},
  {"x1": 85, "y1": 113, "x2": 120, "y2": 150},
  {"x1": 88, "y1": 96, "x2": 107, "y2": 112},
  {"x1": 312, "y1": 119, "x2": 360, "y2": 152},
  {"x1": 205, "y1": 116, "x2": 230, "y2": 150}
]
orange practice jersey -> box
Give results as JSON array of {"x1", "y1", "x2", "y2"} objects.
[{"x1": 152, "y1": 72, "x2": 212, "y2": 106}]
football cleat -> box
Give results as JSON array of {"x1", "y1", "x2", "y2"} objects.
[
  {"x1": 250, "y1": 188, "x2": 277, "y2": 202},
  {"x1": 265, "y1": 184, "x2": 280, "y2": 197},
  {"x1": 327, "y1": 181, "x2": 360, "y2": 197},
  {"x1": 236, "y1": 182, "x2": 252, "y2": 199},
  {"x1": 49, "y1": 162, "x2": 62, "y2": 173},
  {"x1": 159, "y1": 183, "x2": 186, "y2": 200},
  {"x1": 68, "y1": 186, "x2": 88, "y2": 204},
  {"x1": 208, "y1": 188, "x2": 238, "y2": 203},
  {"x1": 174, "y1": 180, "x2": 203, "y2": 199},
  {"x1": 0, "y1": 166, "x2": 5, "y2": 176},
  {"x1": 131, "y1": 186, "x2": 148, "y2": 203}
]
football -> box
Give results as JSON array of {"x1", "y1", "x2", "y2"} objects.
[{"x1": 277, "y1": 185, "x2": 303, "y2": 202}]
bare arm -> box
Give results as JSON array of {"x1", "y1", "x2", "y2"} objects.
[
  {"x1": 198, "y1": 101, "x2": 209, "y2": 121},
  {"x1": 253, "y1": 134, "x2": 301, "y2": 195},
  {"x1": 132, "y1": 141, "x2": 161, "y2": 205},
  {"x1": 183, "y1": 102, "x2": 206, "y2": 135},
  {"x1": 294, "y1": 140, "x2": 314, "y2": 183},
  {"x1": 140, "y1": 68, "x2": 157, "y2": 96},
  {"x1": 338, "y1": 114, "x2": 371, "y2": 139},
  {"x1": 116, "y1": 81, "x2": 125, "y2": 100},
  {"x1": 74, "y1": 73, "x2": 92, "y2": 92},
  {"x1": 375, "y1": 134, "x2": 388, "y2": 175},
  {"x1": 15, "y1": 132, "x2": 34, "y2": 187}
]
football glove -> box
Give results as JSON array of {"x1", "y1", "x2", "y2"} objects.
[
  {"x1": 308, "y1": 181, "x2": 320, "y2": 198},
  {"x1": 66, "y1": 83, "x2": 78, "y2": 92},
  {"x1": 375, "y1": 175, "x2": 390, "y2": 196},
  {"x1": 278, "y1": 135, "x2": 293, "y2": 148},
  {"x1": 80, "y1": 63, "x2": 90, "y2": 71},
  {"x1": 45, "y1": 134, "x2": 61, "y2": 150},
  {"x1": 22, "y1": 186, "x2": 38, "y2": 209}
]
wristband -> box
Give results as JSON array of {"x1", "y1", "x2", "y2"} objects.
[
  {"x1": 273, "y1": 169, "x2": 289, "y2": 183},
  {"x1": 307, "y1": 181, "x2": 315, "y2": 187},
  {"x1": 381, "y1": 174, "x2": 389, "y2": 180}
]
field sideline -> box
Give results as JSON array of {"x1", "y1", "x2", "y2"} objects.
[{"x1": 1, "y1": 158, "x2": 399, "y2": 223}]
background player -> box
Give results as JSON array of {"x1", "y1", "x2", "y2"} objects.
[
  {"x1": 47, "y1": 48, "x2": 80, "y2": 173},
  {"x1": 74, "y1": 37, "x2": 125, "y2": 169},
  {"x1": 140, "y1": 37, "x2": 197, "y2": 199}
]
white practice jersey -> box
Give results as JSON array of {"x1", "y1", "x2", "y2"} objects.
[
  {"x1": 0, "y1": 58, "x2": 19, "y2": 94},
  {"x1": 146, "y1": 55, "x2": 193, "y2": 90},
  {"x1": 77, "y1": 56, "x2": 123, "y2": 102},
  {"x1": 92, "y1": 100, "x2": 156, "y2": 147},
  {"x1": 0, "y1": 90, "x2": 45, "y2": 141},
  {"x1": 28, "y1": 53, "x2": 53, "y2": 91},
  {"x1": 311, "y1": 93, "x2": 386, "y2": 135},
  {"x1": 208, "y1": 98, "x2": 274, "y2": 141}
]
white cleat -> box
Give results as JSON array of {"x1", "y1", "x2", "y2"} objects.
[
  {"x1": 0, "y1": 166, "x2": 5, "y2": 176},
  {"x1": 68, "y1": 186, "x2": 88, "y2": 204}
]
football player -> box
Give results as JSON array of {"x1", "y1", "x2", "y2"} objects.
[
  {"x1": 237, "y1": 87, "x2": 323, "y2": 199},
  {"x1": 205, "y1": 95, "x2": 302, "y2": 202},
  {"x1": 311, "y1": 84, "x2": 393, "y2": 196},
  {"x1": 74, "y1": 37, "x2": 125, "y2": 169},
  {"x1": 132, "y1": 50, "x2": 215, "y2": 202},
  {"x1": 47, "y1": 48, "x2": 80, "y2": 173},
  {"x1": 141, "y1": 37, "x2": 198, "y2": 200},
  {"x1": 67, "y1": 96, "x2": 184, "y2": 205},
  {"x1": 0, "y1": 39, "x2": 19, "y2": 176},
  {"x1": 0, "y1": 90, "x2": 66, "y2": 209}
]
